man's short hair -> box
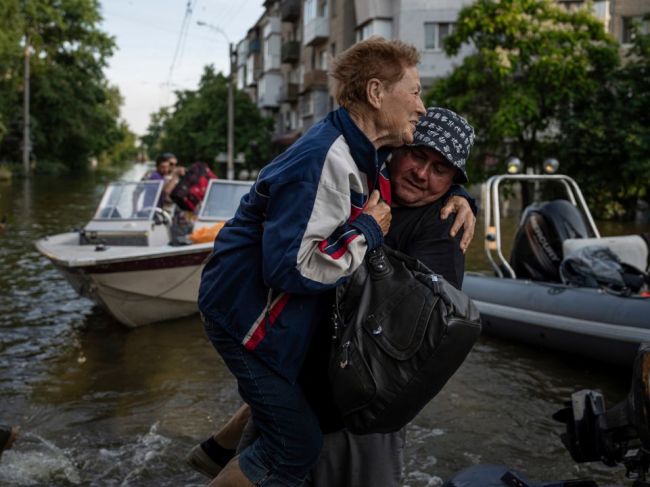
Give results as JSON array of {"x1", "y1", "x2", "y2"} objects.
[
  {"x1": 156, "y1": 152, "x2": 175, "y2": 167},
  {"x1": 330, "y1": 37, "x2": 420, "y2": 109}
]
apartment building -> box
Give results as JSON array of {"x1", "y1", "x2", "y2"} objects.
[
  {"x1": 235, "y1": 0, "x2": 649, "y2": 146},
  {"x1": 610, "y1": 0, "x2": 650, "y2": 44}
]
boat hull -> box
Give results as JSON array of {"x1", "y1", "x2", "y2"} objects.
[
  {"x1": 37, "y1": 233, "x2": 212, "y2": 327},
  {"x1": 463, "y1": 274, "x2": 650, "y2": 365}
]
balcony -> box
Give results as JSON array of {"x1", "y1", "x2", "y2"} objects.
[
  {"x1": 263, "y1": 17, "x2": 281, "y2": 38},
  {"x1": 281, "y1": 41, "x2": 301, "y2": 64},
  {"x1": 246, "y1": 68, "x2": 261, "y2": 87},
  {"x1": 303, "y1": 16, "x2": 329, "y2": 46},
  {"x1": 302, "y1": 69, "x2": 328, "y2": 92},
  {"x1": 248, "y1": 38, "x2": 261, "y2": 55},
  {"x1": 280, "y1": 83, "x2": 299, "y2": 103},
  {"x1": 280, "y1": 0, "x2": 300, "y2": 22},
  {"x1": 257, "y1": 73, "x2": 282, "y2": 108}
]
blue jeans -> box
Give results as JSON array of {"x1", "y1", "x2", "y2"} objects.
[{"x1": 204, "y1": 319, "x2": 323, "y2": 487}]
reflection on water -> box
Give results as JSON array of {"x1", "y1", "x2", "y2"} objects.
[{"x1": 0, "y1": 171, "x2": 641, "y2": 485}]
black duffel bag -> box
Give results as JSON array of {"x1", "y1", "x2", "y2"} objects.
[{"x1": 329, "y1": 246, "x2": 481, "y2": 434}]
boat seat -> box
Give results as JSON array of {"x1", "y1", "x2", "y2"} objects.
[{"x1": 563, "y1": 235, "x2": 649, "y2": 272}]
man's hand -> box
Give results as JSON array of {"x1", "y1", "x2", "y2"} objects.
[
  {"x1": 364, "y1": 190, "x2": 391, "y2": 236},
  {"x1": 441, "y1": 195, "x2": 476, "y2": 253}
]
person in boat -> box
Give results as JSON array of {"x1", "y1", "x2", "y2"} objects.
[
  {"x1": 0, "y1": 424, "x2": 18, "y2": 460},
  {"x1": 191, "y1": 106, "x2": 476, "y2": 486},
  {"x1": 143, "y1": 152, "x2": 186, "y2": 208},
  {"x1": 196, "y1": 36, "x2": 431, "y2": 487}
]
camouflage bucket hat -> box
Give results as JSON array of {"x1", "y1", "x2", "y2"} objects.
[{"x1": 410, "y1": 107, "x2": 475, "y2": 183}]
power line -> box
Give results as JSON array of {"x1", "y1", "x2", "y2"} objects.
[{"x1": 164, "y1": 0, "x2": 199, "y2": 105}]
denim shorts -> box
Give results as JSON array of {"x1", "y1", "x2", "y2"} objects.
[{"x1": 203, "y1": 319, "x2": 323, "y2": 487}]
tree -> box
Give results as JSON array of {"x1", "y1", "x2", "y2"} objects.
[
  {"x1": 0, "y1": 0, "x2": 136, "y2": 171},
  {"x1": 556, "y1": 15, "x2": 650, "y2": 219},
  {"x1": 145, "y1": 66, "x2": 274, "y2": 175},
  {"x1": 141, "y1": 107, "x2": 171, "y2": 158},
  {"x1": 426, "y1": 0, "x2": 620, "y2": 197},
  {"x1": 0, "y1": 1, "x2": 24, "y2": 143}
]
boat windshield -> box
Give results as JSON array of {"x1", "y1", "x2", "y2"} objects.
[
  {"x1": 199, "y1": 180, "x2": 252, "y2": 221},
  {"x1": 93, "y1": 181, "x2": 163, "y2": 221}
]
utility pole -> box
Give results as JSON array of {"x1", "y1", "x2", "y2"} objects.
[
  {"x1": 197, "y1": 21, "x2": 237, "y2": 180},
  {"x1": 227, "y1": 42, "x2": 236, "y2": 180},
  {"x1": 22, "y1": 32, "x2": 31, "y2": 176}
]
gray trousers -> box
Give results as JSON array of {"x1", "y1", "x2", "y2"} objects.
[{"x1": 239, "y1": 420, "x2": 405, "y2": 487}]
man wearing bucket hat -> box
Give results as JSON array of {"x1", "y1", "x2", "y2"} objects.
[{"x1": 385, "y1": 106, "x2": 476, "y2": 288}]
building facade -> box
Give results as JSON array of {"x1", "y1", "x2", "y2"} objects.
[{"x1": 235, "y1": 0, "x2": 649, "y2": 146}]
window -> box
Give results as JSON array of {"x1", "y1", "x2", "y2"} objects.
[
  {"x1": 304, "y1": 0, "x2": 316, "y2": 24},
  {"x1": 301, "y1": 92, "x2": 313, "y2": 117},
  {"x1": 622, "y1": 16, "x2": 650, "y2": 44},
  {"x1": 319, "y1": 0, "x2": 328, "y2": 18},
  {"x1": 318, "y1": 50, "x2": 328, "y2": 70},
  {"x1": 557, "y1": 0, "x2": 585, "y2": 12},
  {"x1": 331, "y1": 0, "x2": 336, "y2": 17},
  {"x1": 356, "y1": 19, "x2": 393, "y2": 42},
  {"x1": 424, "y1": 22, "x2": 455, "y2": 50}
]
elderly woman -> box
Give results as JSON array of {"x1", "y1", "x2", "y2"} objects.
[{"x1": 198, "y1": 37, "x2": 426, "y2": 487}]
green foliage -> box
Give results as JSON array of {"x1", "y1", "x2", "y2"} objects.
[
  {"x1": 0, "y1": 164, "x2": 12, "y2": 181},
  {"x1": 426, "y1": 0, "x2": 620, "y2": 188},
  {"x1": 0, "y1": 0, "x2": 25, "y2": 143},
  {"x1": 555, "y1": 15, "x2": 650, "y2": 219},
  {"x1": 0, "y1": 0, "x2": 136, "y2": 171},
  {"x1": 143, "y1": 66, "x2": 274, "y2": 174}
]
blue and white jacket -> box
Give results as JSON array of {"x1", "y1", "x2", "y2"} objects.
[{"x1": 198, "y1": 107, "x2": 391, "y2": 382}]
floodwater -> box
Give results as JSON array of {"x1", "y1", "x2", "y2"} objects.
[{"x1": 0, "y1": 167, "x2": 646, "y2": 486}]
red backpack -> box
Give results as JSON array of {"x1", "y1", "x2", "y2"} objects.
[{"x1": 170, "y1": 161, "x2": 217, "y2": 212}]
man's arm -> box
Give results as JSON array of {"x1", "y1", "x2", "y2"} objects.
[
  {"x1": 162, "y1": 166, "x2": 186, "y2": 204},
  {"x1": 441, "y1": 185, "x2": 477, "y2": 253}
]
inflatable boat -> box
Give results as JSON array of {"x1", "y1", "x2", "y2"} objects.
[{"x1": 464, "y1": 173, "x2": 650, "y2": 366}]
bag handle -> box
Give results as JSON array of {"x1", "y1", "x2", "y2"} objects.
[{"x1": 331, "y1": 246, "x2": 389, "y2": 344}]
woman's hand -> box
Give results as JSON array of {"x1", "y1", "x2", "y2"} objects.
[{"x1": 364, "y1": 190, "x2": 392, "y2": 236}]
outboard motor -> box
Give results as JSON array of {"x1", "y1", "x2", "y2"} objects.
[
  {"x1": 443, "y1": 344, "x2": 650, "y2": 487},
  {"x1": 510, "y1": 199, "x2": 590, "y2": 282}
]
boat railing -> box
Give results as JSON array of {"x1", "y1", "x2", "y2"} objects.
[{"x1": 483, "y1": 174, "x2": 600, "y2": 278}]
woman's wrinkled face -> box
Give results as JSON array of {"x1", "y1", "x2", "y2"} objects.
[{"x1": 378, "y1": 66, "x2": 426, "y2": 146}]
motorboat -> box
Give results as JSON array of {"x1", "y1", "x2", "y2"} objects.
[
  {"x1": 36, "y1": 179, "x2": 252, "y2": 327},
  {"x1": 463, "y1": 172, "x2": 650, "y2": 366}
]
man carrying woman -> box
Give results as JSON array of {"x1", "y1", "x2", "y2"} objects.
[{"x1": 197, "y1": 37, "x2": 466, "y2": 487}]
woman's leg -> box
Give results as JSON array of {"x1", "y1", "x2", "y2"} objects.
[
  {"x1": 214, "y1": 404, "x2": 251, "y2": 449},
  {"x1": 186, "y1": 404, "x2": 251, "y2": 479},
  {"x1": 204, "y1": 320, "x2": 322, "y2": 487}
]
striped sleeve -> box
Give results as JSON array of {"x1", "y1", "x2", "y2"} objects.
[{"x1": 261, "y1": 139, "x2": 382, "y2": 294}]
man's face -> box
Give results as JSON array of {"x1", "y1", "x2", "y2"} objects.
[
  {"x1": 157, "y1": 161, "x2": 171, "y2": 175},
  {"x1": 391, "y1": 147, "x2": 458, "y2": 207},
  {"x1": 378, "y1": 66, "x2": 426, "y2": 146}
]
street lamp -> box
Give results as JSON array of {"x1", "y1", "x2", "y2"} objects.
[{"x1": 197, "y1": 21, "x2": 236, "y2": 180}]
